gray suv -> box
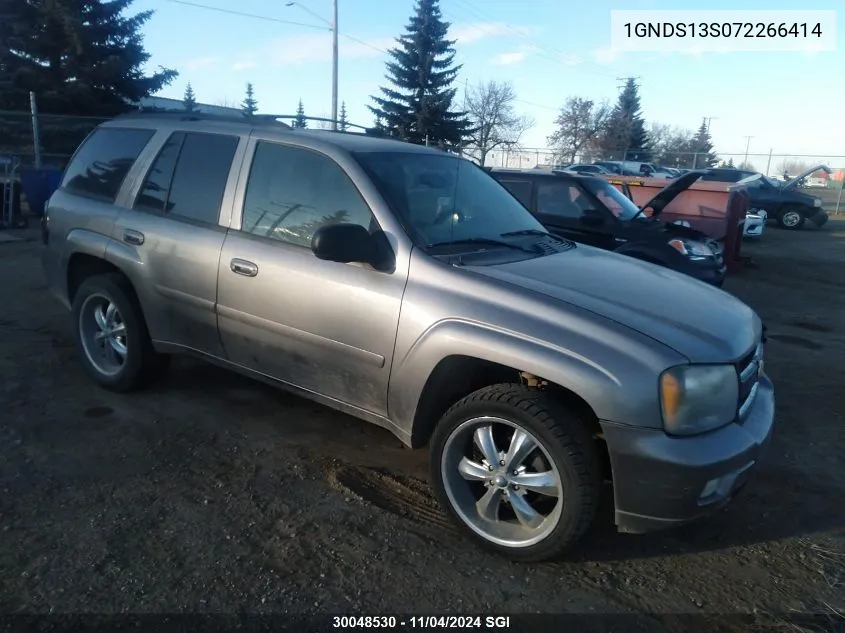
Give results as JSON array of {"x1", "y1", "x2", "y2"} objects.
[{"x1": 42, "y1": 113, "x2": 775, "y2": 561}]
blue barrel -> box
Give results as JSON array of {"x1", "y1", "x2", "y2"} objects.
[{"x1": 20, "y1": 168, "x2": 63, "y2": 217}]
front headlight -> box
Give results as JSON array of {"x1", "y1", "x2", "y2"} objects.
[
  {"x1": 660, "y1": 364, "x2": 738, "y2": 436},
  {"x1": 814, "y1": 198, "x2": 822, "y2": 207},
  {"x1": 668, "y1": 239, "x2": 713, "y2": 260}
]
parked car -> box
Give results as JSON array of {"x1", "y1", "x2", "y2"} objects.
[
  {"x1": 42, "y1": 113, "x2": 774, "y2": 562},
  {"x1": 561, "y1": 164, "x2": 612, "y2": 175},
  {"x1": 701, "y1": 166, "x2": 829, "y2": 230},
  {"x1": 490, "y1": 168, "x2": 727, "y2": 286},
  {"x1": 593, "y1": 161, "x2": 674, "y2": 178}
]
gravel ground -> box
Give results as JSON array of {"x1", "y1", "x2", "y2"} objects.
[{"x1": 0, "y1": 220, "x2": 843, "y2": 631}]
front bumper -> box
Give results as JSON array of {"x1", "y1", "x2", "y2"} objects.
[
  {"x1": 600, "y1": 374, "x2": 775, "y2": 534},
  {"x1": 691, "y1": 264, "x2": 726, "y2": 287},
  {"x1": 743, "y1": 214, "x2": 766, "y2": 238},
  {"x1": 809, "y1": 209, "x2": 829, "y2": 227}
]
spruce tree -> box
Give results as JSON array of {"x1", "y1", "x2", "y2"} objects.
[
  {"x1": 691, "y1": 119, "x2": 718, "y2": 168},
  {"x1": 293, "y1": 100, "x2": 308, "y2": 128},
  {"x1": 338, "y1": 102, "x2": 349, "y2": 132},
  {"x1": 242, "y1": 82, "x2": 258, "y2": 117},
  {"x1": 0, "y1": 0, "x2": 176, "y2": 115},
  {"x1": 183, "y1": 83, "x2": 197, "y2": 112},
  {"x1": 600, "y1": 78, "x2": 650, "y2": 161},
  {"x1": 368, "y1": 0, "x2": 471, "y2": 148}
]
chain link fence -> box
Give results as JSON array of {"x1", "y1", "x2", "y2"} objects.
[
  {"x1": 0, "y1": 110, "x2": 110, "y2": 170},
  {"x1": 484, "y1": 146, "x2": 845, "y2": 215},
  {"x1": 2, "y1": 109, "x2": 843, "y2": 215}
]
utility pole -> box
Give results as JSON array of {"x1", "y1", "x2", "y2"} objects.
[
  {"x1": 286, "y1": 1, "x2": 338, "y2": 130},
  {"x1": 704, "y1": 117, "x2": 717, "y2": 133},
  {"x1": 742, "y1": 135, "x2": 754, "y2": 166},
  {"x1": 331, "y1": 0, "x2": 338, "y2": 130}
]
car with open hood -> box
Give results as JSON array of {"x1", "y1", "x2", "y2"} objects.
[
  {"x1": 490, "y1": 168, "x2": 727, "y2": 286},
  {"x1": 42, "y1": 113, "x2": 774, "y2": 562},
  {"x1": 701, "y1": 165, "x2": 829, "y2": 230}
]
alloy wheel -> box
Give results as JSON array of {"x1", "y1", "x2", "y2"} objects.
[
  {"x1": 440, "y1": 416, "x2": 563, "y2": 548},
  {"x1": 79, "y1": 294, "x2": 128, "y2": 377}
]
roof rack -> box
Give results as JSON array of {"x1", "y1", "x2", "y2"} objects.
[
  {"x1": 116, "y1": 110, "x2": 293, "y2": 128},
  {"x1": 116, "y1": 110, "x2": 373, "y2": 134}
]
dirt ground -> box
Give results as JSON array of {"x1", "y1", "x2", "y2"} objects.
[{"x1": 0, "y1": 219, "x2": 843, "y2": 631}]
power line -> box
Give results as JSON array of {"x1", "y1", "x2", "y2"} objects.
[
  {"x1": 164, "y1": 0, "x2": 387, "y2": 53},
  {"x1": 449, "y1": 0, "x2": 620, "y2": 78},
  {"x1": 165, "y1": 0, "x2": 326, "y2": 30}
]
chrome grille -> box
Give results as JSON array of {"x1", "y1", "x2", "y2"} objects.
[{"x1": 737, "y1": 341, "x2": 763, "y2": 419}]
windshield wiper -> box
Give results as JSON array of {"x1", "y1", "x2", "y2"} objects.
[
  {"x1": 426, "y1": 238, "x2": 535, "y2": 253},
  {"x1": 499, "y1": 229, "x2": 566, "y2": 242}
]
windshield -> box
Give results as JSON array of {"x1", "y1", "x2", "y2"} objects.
[
  {"x1": 580, "y1": 179, "x2": 641, "y2": 220},
  {"x1": 354, "y1": 151, "x2": 546, "y2": 247}
]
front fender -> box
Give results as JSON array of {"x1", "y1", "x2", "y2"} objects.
[{"x1": 387, "y1": 317, "x2": 679, "y2": 437}]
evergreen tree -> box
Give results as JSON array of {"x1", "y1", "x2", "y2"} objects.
[
  {"x1": 600, "y1": 78, "x2": 650, "y2": 161},
  {"x1": 183, "y1": 83, "x2": 197, "y2": 112},
  {"x1": 242, "y1": 82, "x2": 258, "y2": 117},
  {"x1": 0, "y1": 0, "x2": 176, "y2": 115},
  {"x1": 293, "y1": 100, "x2": 308, "y2": 128},
  {"x1": 338, "y1": 102, "x2": 349, "y2": 131},
  {"x1": 690, "y1": 118, "x2": 718, "y2": 168},
  {"x1": 368, "y1": 0, "x2": 471, "y2": 148}
]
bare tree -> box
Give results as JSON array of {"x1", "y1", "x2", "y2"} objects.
[
  {"x1": 463, "y1": 80, "x2": 533, "y2": 166},
  {"x1": 738, "y1": 161, "x2": 756, "y2": 171},
  {"x1": 214, "y1": 97, "x2": 239, "y2": 109},
  {"x1": 547, "y1": 97, "x2": 610, "y2": 164},
  {"x1": 649, "y1": 122, "x2": 695, "y2": 167},
  {"x1": 776, "y1": 159, "x2": 811, "y2": 178},
  {"x1": 313, "y1": 113, "x2": 334, "y2": 130}
]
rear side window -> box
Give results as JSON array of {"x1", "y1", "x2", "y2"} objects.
[
  {"x1": 498, "y1": 179, "x2": 533, "y2": 209},
  {"x1": 62, "y1": 127, "x2": 155, "y2": 202},
  {"x1": 134, "y1": 131, "x2": 239, "y2": 225},
  {"x1": 536, "y1": 181, "x2": 593, "y2": 219}
]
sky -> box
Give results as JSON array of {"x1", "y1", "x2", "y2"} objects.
[{"x1": 133, "y1": 0, "x2": 844, "y2": 168}]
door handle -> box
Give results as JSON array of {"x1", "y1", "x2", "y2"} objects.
[
  {"x1": 230, "y1": 258, "x2": 259, "y2": 277},
  {"x1": 123, "y1": 229, "x2": 145, "y2": 246}
]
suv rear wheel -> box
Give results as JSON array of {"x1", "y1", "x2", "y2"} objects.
[
  {"x1": 429, "y1": 384, "x2": 601, "y2": 562},
  {"x1": 72, "y1": 273, "x2": 165, "y2": 392},
  {"x1": 776, "y1": 206, "x2": 805, "y2": 230}
]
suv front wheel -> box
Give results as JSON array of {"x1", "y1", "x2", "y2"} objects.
[
  {"x1": 72, "y1": 273, "x2": 164, "y2": 392},
  {"x1": 429, "y1": 384, "x2": 601, "y2": 562},
  {"x1": 776, "y1": 206, "x2": 806, "y2": 230}
]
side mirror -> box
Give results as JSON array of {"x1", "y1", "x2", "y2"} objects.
[
  {"x1": 580, "y1": 210, "x2": 605, "y2": 226},
  {"x1": 311, "y1": 223, "x2": 382, "y2": 267}
]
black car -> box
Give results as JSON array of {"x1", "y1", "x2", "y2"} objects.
[
  {"x1": 490, "y1": 168, "x2": 727, "y2": 286},
  {"x1": 701, "y1": 166, "x2": 828, "y2": 230}
]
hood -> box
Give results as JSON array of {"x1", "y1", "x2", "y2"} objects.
[
  {"x1": 638, "y1": 170, "x2": 708, "y2": 217},
  {"x1": 783, "y1": 164, "x2": 830, "y2": 190},
  {"x1": 466, "y1": 245, "x2": 759, "y2": 362}
]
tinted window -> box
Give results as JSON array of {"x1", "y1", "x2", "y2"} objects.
[
  {"x1": 241, "y1": 142, "x2": 374, "y2": 247},
  {"x1": 62, "y1": 127, "x2": 154, "y2": 202},
  {"x1": 536, "y1": 181, "x2": 593, "y2": 219},
  {"x1": 581, "y1": 179, "x2": 640, "y2": 220},
  {"x1": 499, "y1": 180, "x2": 533, "y2": 208},
  {"x1": 167, "y1": 132, "x2": 238, "y2": 224},
  {"x1": 134, "y1": 132, "x2": 184, "y2": 214}
]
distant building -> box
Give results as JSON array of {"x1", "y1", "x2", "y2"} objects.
[{"x1": 131, "y1": 96, "x2": 243, "y2": 117}]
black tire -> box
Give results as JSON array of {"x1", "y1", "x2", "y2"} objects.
[
  {"x1": 776, "y1": 206, "x2": 805, "y2": 230},
  {"x1": 429, "y1": 383, "x2": 601, "y2": 562},
  {"x1": 71, "y1": 272, "x2": 165, "y2": 392}
]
